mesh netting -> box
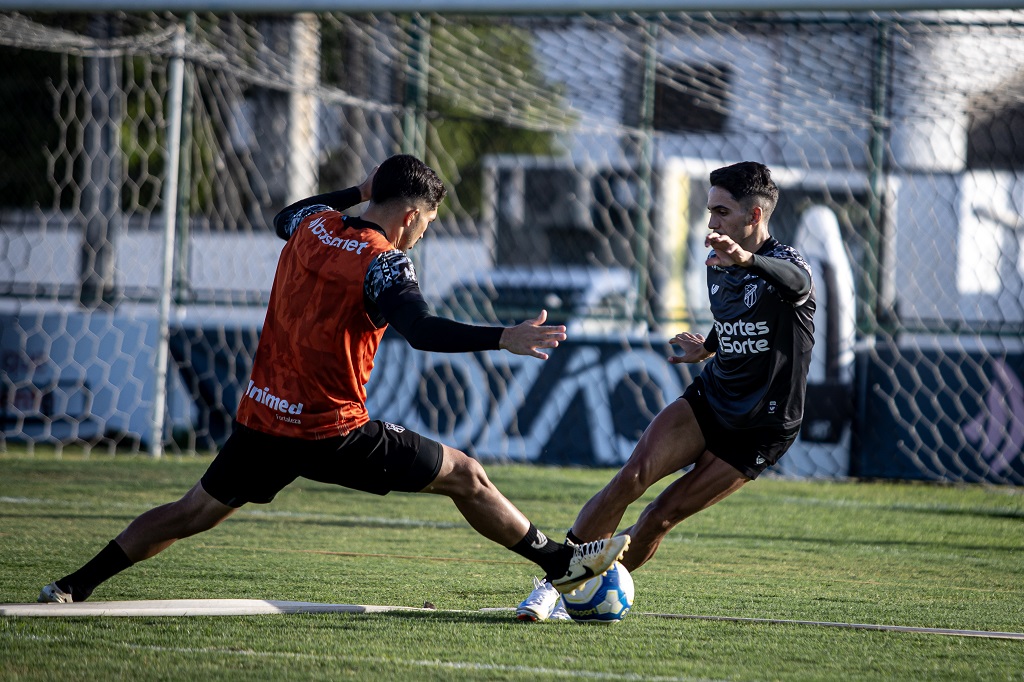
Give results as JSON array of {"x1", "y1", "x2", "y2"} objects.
[{"x1": 1, "y1": 10, "x2": 1022, "y2": 483}]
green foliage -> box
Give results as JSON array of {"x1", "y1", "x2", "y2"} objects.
[
  {"x1": 121, "y1": 55, "x2": 166, "y2": 212},
  {"x1": 0, "y1": 48, "x2": 67, "y2": 209},
  {"x1": 1, "y1": 455, "x2": 1023, "y2": 681},
  {"x1": 425, "y1": 19, "x2": 575, "y2": 216}
]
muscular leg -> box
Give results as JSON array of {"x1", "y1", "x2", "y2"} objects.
[
  {"x1": 115, "y1": 481, "x2": 239, "y2": 562},
  {"x1": 571, "y1": 398, "x2": 706, "y2": 542},
  {"x1": 52, "y1": 480, "x2": 239, "y2": 601},
  {"x1": 618, "y1": 450, "x2": 749, "y2": 571},
  {"x1": 422, "y1": 445, "x2": 628, "y2": 589},
  {"x1": 418, "y1": 444, "x2": 530, "y2": 547}
]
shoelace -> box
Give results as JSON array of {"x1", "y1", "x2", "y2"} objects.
[{"x1": 574, "y1": 539, "x2": 604, "y2": 559}]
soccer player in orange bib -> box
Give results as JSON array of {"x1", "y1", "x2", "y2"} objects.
[{"x1": 39, "y1": 155, "x2": 627, "y2": 605}]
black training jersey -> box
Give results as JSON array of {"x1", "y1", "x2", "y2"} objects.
[{"x1": 699, "y1": 236, "x2": 815, "y2": 431}]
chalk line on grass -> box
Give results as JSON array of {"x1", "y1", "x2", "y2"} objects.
[
  {"x1": 0, "y1": 599, "x2": 431, "y2": 617},
  {"x1": 3, "y1": 599, "x2": 1022, "y2": 640},
  {"x1": 637, "y1": 611, "x2": 1024, "y2": 640}
]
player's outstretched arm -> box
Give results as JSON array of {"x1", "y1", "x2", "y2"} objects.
[
  {"x1": 668, "y1": 331, "x2": 715, "y2": 364},
  {"x1": 499, "y1": 310, "x2": 567, "y2": 360},
  {"x1": 377, "y1": 280, "x2": 560, "y2": 356}
]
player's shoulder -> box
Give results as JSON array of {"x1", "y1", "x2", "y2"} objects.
[
  {"x1": 371, "y1": 248, "x2": 414, "y2": 270},
  {"x1": 297, "y1": 203, "x2": 335, "y2": 220},
  {"x1": 278, "y1": 203, "x2": 336, "y2": 238},
  {"x1": 365, "y1": 249, "x2": 419, "y2": 298},
  {"x1": 762, "y1": 238, "x2": 811, "y2": 273}
]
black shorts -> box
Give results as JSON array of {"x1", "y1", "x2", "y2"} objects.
[
  {"x1": 682, "y1": 377, "x2": 798, "y2": 480},
  {"x1": 201, "y1": 420, "x2": 444, "y2": 507}
]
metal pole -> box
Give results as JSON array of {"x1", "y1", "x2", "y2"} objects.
[
  {"x1": 287, "y1": 13, "x2": 321, "y2": 203},
  {"x1": 633, "y1": 19, "x2": 657, "y2": 327},
  {"x1": 150, "y1": 24, "x2": 186, "y2": 458},
  {"x1": 402, "y1": 13, "x2": 429, "y2": 158},
  {"x1": 173, "y1": 13, "x2": 195, "y2": 306},
  {"x1": 865, "y1": 20, "x2": 890, "y2": 336}
]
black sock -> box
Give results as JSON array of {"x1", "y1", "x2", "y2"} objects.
[
  {"x1": 56, "y1": 540, "x2": 133, "y2": 602},
  {"x1": 565, "y1": 529, "x2": 584, "y2": 546},
  {"x1": 509, "y1": 524, "x2": 572, "y2": 579}
]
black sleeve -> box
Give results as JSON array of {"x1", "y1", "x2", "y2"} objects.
[
  {"x1": 747, "y1": 253, "x2": 812, "y2": 300},
  {"x1": 703, "y1": 326, "x2": 719, "y2": 353},
  {"x1": 273, "y1": 187, "x2": 363, "y2": 240},
  {"x1": 376, "y1": 284, "x2": 504, "y2": 353}
]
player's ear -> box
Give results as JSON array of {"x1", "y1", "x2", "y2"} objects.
[
  {"x1": 403, "y1": 207, "x2": 419, "y2": 228},
  {"x1": 749, "y1": 205, "x2": 762, "y2": 226}
]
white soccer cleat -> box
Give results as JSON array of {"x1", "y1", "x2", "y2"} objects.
[
  {"x1": 549, "y1": 596, "x2": 572, "y2": 621},
  {"x1": 516, "y1": 577, "x2": 570, "y2": 622},
  {"x1": 38, "y1": 582, "x2": 73, "y2": 604},
  {"x1": 549, "y1": 535, "x2": 630, "y2": 595}
]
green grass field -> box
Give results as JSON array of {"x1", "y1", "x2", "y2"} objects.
[{"x1": 2, "y1": 452, "x2": 1023, "y2": 681}]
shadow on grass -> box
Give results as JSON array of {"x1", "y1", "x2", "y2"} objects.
[{"x1": 667, "y1": 529, "x2": 1019, "y2": 555}]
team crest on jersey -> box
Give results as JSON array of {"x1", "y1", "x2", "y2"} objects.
[{"x1": 744, "y1": 282, "x2": 758, "y2": 308}]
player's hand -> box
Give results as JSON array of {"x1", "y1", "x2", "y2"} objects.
[
  {"x1": 499, "y1": 310, "x2": 567, "y2": 360},
  {"x1": 668, "y1": 332, "x2": 714, "y2": 364},
  {"x1": 357, "y1": 165, "x2": 378, "y2": 203},
  {"x1": 705, "y1": 231, "x2": 752, "y2": 268}
]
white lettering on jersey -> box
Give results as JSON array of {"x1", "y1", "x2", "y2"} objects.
[
  {"x1": 245, "y1": 380, "x2": 304, "y2": 415},
  {"x1": 307, "y1": 216, "x2": 369, "y2": 253},
  {"x1": 714, "y1": 320, "x2": 770, "y2": 337},
  {"x1": 714, "y1": 319, "x2": 771, "y2": 354}
]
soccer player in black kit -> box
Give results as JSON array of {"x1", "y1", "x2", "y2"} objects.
[{"x1": 517, "y1": 160, "x2": 816, "y2": 620}]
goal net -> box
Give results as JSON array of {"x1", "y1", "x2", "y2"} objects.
[{"x1": 1, "y1": 9, "x2": 1022, "y2": 483}]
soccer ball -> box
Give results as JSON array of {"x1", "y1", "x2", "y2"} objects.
[{"x1": 562, "y1": 561, "x2": 634, "y2": 623}]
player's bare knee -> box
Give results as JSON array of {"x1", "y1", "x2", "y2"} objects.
[
  {"x1": 456, "y1": 456, "x2": 492, "y2": 497},
  {"x1": 435, "y1": 448, "x2": 491, "y2": 499},
  {"x1": 171, "y1": 490, "x2": 232, "y2": 536}
]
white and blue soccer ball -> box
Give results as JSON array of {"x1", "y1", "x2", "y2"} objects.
[{"x1": 562, "y1": 561, "x2": 634, "y2": 623}]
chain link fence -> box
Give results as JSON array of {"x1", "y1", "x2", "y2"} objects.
[{"x1": 1, "y1": 10, "x2": 1023, "y2": 482}]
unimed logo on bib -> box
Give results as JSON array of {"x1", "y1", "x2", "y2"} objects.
[{"x1": 245, "y1": 380, "x2": 303, "y2": 415}]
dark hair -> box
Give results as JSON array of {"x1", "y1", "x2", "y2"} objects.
[
  {"x1": 371, "y1": 154, "x2": 447, "y2": 209},
  {"x1": 709, "y1": 161, "x2": 779, "y2": 222}
]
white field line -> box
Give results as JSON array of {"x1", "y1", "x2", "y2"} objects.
[
  {"x1": 3, "y1": 599, "x2": 1022, "y2": 641},
  {"x1": 0, "y1": 629, "x2": 721, "y2": 682},
  {"x1": 771, "y1": 495, "x2": 1024, "y2": 518},
  {"x1": 637, "y1": 612, "x2": 1024, "y2": 640},
  {"x1": 0, "y1": 599, "x2": 431, "y2": 617}
]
